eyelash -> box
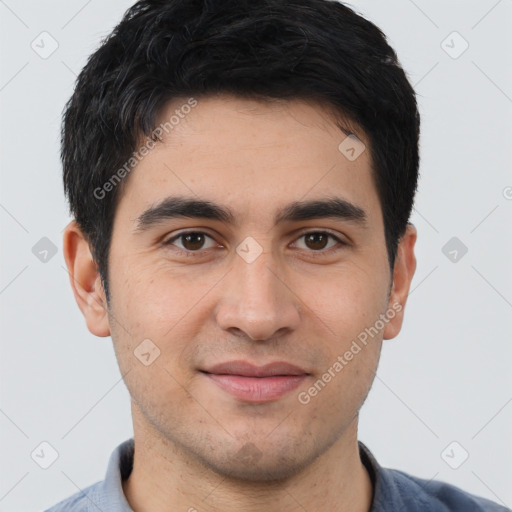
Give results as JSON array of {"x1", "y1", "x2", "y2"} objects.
[{"x1": 162, "y1": 230, "x2": 348, "y2": 258}]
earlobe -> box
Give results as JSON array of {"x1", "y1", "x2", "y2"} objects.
[
  {"x1": 383, "y1": 223, "x2": 417, "y2": 340},
  {"x1": 62, "y1": 220, "x2": 111, "y2": 337}
]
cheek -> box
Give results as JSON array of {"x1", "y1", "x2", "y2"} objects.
[
  {"x1": 297, "y1": 346, "x2": 381, "y2": 438},
  {"x1": 294, "y1": 268, "x2": 386, "y2": 401},
  {"x1": 110, "y1": 257, "x2": 212, "y2": 334},
  {"x1": 108, "y1": 261, "x2": 222, "y2": 381},
  {"x1": 297, "y1": 266, "x2": 388, "y2": 340},
  {"x1": 107, "y1": 271, "x2": 201, "y2": 409}
]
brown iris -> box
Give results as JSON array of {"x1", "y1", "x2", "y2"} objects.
[
  {"x1": 181, "y1": 233, "x2": 206, "y2": 250},
  {"x1": 304, "y1": 232, "x2": 329, "y2": 250}
]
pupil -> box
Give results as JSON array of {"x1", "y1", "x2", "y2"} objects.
[{"x1": 306, "y1": 233, "x2": 327, "y2": 250}]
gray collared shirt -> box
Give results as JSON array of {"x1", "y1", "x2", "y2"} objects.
[{"x1": 44, "y1": 438, "x2": 510, "y2": 511}]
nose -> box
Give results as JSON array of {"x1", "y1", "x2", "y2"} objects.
[{"x1": 214, "y1": 245, "x2": 301, "y2": 342}]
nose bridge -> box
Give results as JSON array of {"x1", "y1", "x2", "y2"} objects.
[
  {"x1": 215, "y1": 242, "x2": 300, "y2": 340},
  {"x1": 237, "y1": 248, "x2": 279, "y2": 304}
]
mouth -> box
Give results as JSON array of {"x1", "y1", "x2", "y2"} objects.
[{"x1": 199, "y1": 360, "x2": 310, "y2": 403}]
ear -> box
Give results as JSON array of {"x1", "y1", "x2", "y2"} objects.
[
  {"x1": 62, "y1": 220, "x2": 111, "y2": 337},
  {"x1": 383, "y1": 223, "x2": 417, "y2": 340}
]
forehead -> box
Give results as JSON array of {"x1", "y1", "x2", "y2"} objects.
[{"x1": 115, "y1": 94, "x2": 380, "y2": 228}]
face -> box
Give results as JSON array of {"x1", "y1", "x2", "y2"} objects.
[{"x1": 65, "y1": 94, "x2": 416, "y2": 481}]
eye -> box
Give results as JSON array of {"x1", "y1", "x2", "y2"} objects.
[
  {"x1": 293, "y1": 231, "x2": 346, "y2": 252},
  {"x1": 163, "y1": 231, "x2": 218, "y2": 252},
  {"x1": 162, "y1": 229, "x2": 347, "y2": 256}
]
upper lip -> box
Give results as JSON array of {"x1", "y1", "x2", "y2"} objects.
[{"x1": 201, "y1": 360, "x2": 309, "y2": 377}]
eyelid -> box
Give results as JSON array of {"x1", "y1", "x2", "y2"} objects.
[
  {"x1": 289, "y1": 229, "x2": 348, "y2": 254},
  {"x1": 163, "y1": 228, "x2": 348, "y2": 256},
  {"x1": 292, "y1": 227, "x2": 348, "y2": 243},
  {"x1": 163, "y1": 229, "x2": 220, "y2": 248}
]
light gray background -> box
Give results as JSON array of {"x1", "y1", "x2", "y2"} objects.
[{"x1": 1, "y1": 1, "x2": 511, "y2": 511}]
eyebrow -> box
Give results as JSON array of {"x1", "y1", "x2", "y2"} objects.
[{"x1": 133, "y1": 196, "x2": 368, "y2": 233}]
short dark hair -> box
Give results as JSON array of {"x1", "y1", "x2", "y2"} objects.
[{"x1": 62, "y1": 0, "x2": 420, "y2": 305}]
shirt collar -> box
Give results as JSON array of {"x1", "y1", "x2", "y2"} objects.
[{"x1": 98, "y1": 438, "x2": 135, "y2": 511}]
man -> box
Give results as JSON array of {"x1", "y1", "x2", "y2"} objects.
[{"x1": 47, "y1": 0, "x2": 508, "y2": 510}]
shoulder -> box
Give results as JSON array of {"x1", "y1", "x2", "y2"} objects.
[
  {"x1": 42, "y1": 438, "x2": 134, "y2": 512},
  {"x1": 359, "y1": 441, "x2": 509, "y2": 511},
  {"x1": 43, "y1": 480, "x2": 102, "y2": 512},
  {"x1": 382, "y1": 467, "x2": 510, "y2": 511}
]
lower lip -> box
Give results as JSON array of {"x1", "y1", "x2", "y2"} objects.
[{"x1": 203, "y1": 373, "x2": 308, "y2": 402}]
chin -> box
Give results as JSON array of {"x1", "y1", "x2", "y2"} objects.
[
  {"x1": 194, "y1": 439, "x2": 320, "y2": 483},
  {"x1": 204, "y1": 456, "x2": 310, "y2": 483}
]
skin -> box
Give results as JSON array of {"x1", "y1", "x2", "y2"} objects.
[{"x1": 63, "y1": 93, "x2": 417, "y2": 512}]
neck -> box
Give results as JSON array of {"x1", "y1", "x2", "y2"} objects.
[{"x1": 122, "y1": 411, "x2": 373, "y2": 512}]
